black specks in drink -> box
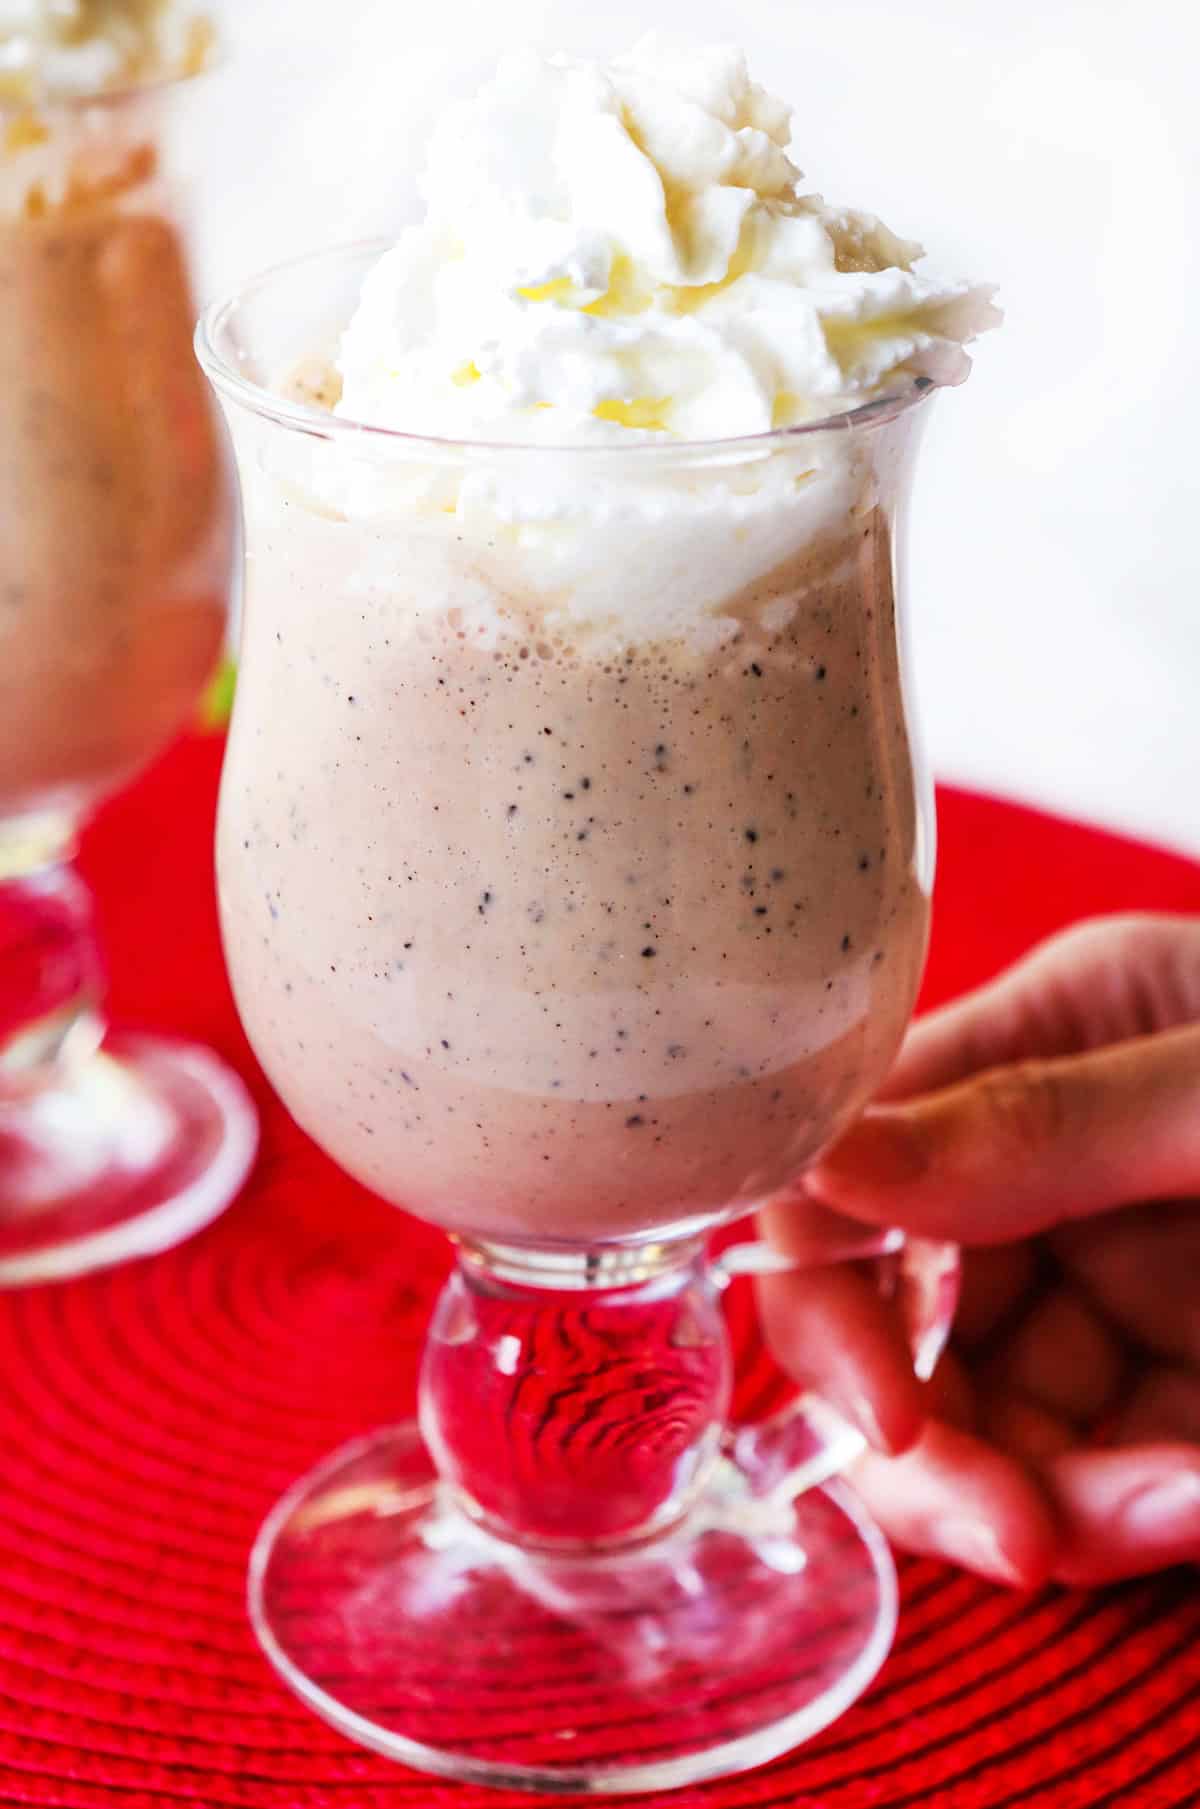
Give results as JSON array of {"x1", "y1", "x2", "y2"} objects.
[
  {"x1": 749, "y1": 662, "x2": 763, "y2": 678},
  {"x1": 744, "y1": 827, "x2": 758, "y2": 844},
  {"x1": 815, "y1": 665, "x2": 827, "y2": 682},
  {"x1": 641, "y1": 946, "x2": 657, "y2": 959},
  {"x1": 841, "y1": 934, "x2": 852, "y2": 953},
  {"x1": 441, "y1": 1039, "x2": 451, "y2": 1050},
  {"x1": 506, "y1": 803, "x2": 519, "y2": 818},
  {"x1": 770, "y1": 868, "x2": 785, "y2": 882},
  {"x1": 479, "y1": 890, "x2": 493, "y2": 916},
  {"x1": 626, "y1": 1114, "x2": 644, "y2": 1129},
  {"x1": 753, "y1": 906, "x2": 768, "y2": 917},
  {"x1": 581, "y1": 777, "x2": 591, "y2": 790}
]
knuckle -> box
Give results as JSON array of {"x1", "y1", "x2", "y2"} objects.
[
  {"x1": 970, "y1": 1060, "x2": 1073, "y2": 1156},
  {"x1": 1043, "y1": 912, "x2": 1157, "y2": 963},
  {"x1": 1039, "y1": 914, "x2": 1200, "y2": 1039}
]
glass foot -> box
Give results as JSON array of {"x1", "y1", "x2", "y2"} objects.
[
  {"x1": 249, "y1": 1424, "x2": 897, "y2": 1795},
  {"x1": 0, "y1": 1029, "x2": 258, "y2": 1286}
]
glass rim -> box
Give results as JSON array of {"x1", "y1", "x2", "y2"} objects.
[{"x1": 195, "y1": 237, "x2": 939, "y2": 462}]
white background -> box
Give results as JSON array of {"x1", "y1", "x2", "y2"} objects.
[{"x1": 188, "y1": 0, "x2": 1198, "y2": 855}]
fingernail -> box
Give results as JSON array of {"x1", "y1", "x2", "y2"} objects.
[
  {"x1": 826, "y1": 1384, "x2": 896, "y2": 1455},
  {"x1": 928, "y1": 1516, "x2": 1028, "y2": 1586},
  {"x1": 1121, "y1": 1473, "x2": 1200, "y2": 1542},
  {"x1": 810, "y1": 1111, "x2": 928, "y2": 1195}
]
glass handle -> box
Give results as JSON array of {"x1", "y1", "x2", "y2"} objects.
[{"x1": 711, "y1": 1224, "x2": 960, "y2": 1503}]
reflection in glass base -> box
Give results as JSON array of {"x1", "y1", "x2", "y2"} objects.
[
  {"x1": 0, "y1": 1029, "x2": 258, "y2": 1286},
  {"x1": 249, "y1": 1424, "x2": 897, "y2": 1796}
]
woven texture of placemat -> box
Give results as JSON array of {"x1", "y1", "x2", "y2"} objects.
[{"x1": 1, "y1": 733, "x2": 1199, "y2": 1809}]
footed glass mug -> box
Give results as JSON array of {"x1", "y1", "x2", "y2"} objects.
[
  {"x1": 199, "y1": 244, "x2": 959, "y2": 1795},
  {"x1": 0, "y1": 73, "x2": 258, "y2": 1285}
]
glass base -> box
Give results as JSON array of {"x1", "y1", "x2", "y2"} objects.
[
  {"x1": 0, "y1": 1029, "x2": 258, "y2": 1286},
  {"x1": 249, "y1": 1424, "x2": 897, "y2": 1795}
]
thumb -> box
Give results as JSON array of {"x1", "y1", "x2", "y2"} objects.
[{"x1": 806, "y1": 1023, "x2": 1200, "y2": 1243}]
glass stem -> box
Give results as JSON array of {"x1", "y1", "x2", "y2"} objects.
[
  {"x1": 0, "y1": 836, "x2": 105, "y2": 1079},
  {"x1": 418, "y1": 1237, "x2": 733, "y2": 1551}
]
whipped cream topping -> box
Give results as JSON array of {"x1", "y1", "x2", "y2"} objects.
[
  {"x1": 0, "y1": 0, "x2": 213, "y2": 103},
  {"x1": 336, "y1": 36, "x2": 999, "y2": 445}
]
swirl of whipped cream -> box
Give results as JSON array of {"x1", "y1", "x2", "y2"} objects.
[{"x1": 336, "y1": 35, "x2": 999, "y2": 445}]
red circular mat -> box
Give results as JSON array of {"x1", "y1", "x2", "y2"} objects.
[{"x1": 2, "y1": 732, "x2": 1199, "y2": 1808}]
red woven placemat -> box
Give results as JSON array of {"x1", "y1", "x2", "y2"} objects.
[{"x1": 2, "y1": 732, "x2": 1199, "y2": 1809}]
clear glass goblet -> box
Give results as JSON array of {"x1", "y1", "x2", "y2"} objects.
[
  {"x1": 0, "y1": 73, "x2": 258, "y2": 1285},
  {"x1": 199, "y1": 243, "x2": 959, "y2": 1795}
]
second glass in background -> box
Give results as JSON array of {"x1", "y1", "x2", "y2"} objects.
[{"x1": 0, "y1": 69, "x2": 257, "y2": 1285}]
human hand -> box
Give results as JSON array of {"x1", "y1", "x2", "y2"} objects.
[{"x1": 758, "y1": 914, "x2": 1200, "y2": 1588}]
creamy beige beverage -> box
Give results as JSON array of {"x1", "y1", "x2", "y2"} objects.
[
  {"x1": 221, "y1": 484, "x2": 925, "y2": 1238},
  {"x1": 0, "y1": 3, "x2": 228, "y2": 827},
  {"x1": 212, "y1": 39, "x2": 996, "y2": 1242}
]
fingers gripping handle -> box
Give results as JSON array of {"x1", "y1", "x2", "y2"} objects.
[{"x1": 712, "y1": 1227, "x2": 961, "y2": 1502}]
